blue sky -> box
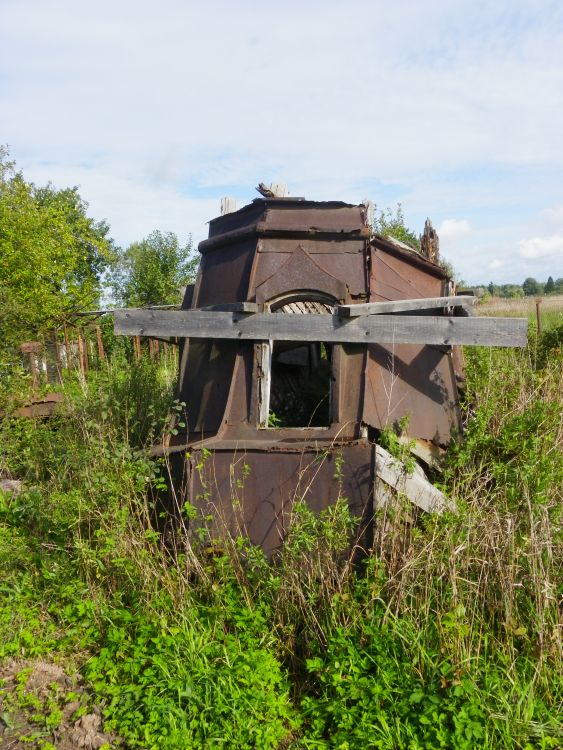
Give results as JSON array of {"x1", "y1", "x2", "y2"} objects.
[{"x1": 1, "y1": 0, "x2": 562, "y2": 284}]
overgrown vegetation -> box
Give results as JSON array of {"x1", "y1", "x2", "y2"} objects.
[
  {"x1": 0, "y1": 148, "x2": 197, "y2": 409},
  {"x1": 109, "y1": 230, "x2": 198, "y2": 308},
  {"x1": 0, "y1": 156, "x2": 560, "y2": 746},
  {"x1": 1, "y1": 316, "x2": 561, "y2": 748},
  {"x1": 0, "y1": 147, "x2": 113, "y2": 358},
  {"x1": 373, "y1": 203, "x2": 421, "y2": 250}
]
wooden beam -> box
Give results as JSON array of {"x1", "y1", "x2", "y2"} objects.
[
  {"x1": 338, "y1": 296, "x2": 476, "y2": 316},
  {"x1": 374, "y1": 444, "x2": 454, "y2": 514},
  {"x1": 198, "y1": 302, "x2": 263, "y2": 313},
  {"x1": 113, "y1": 309, "x2": 527, "y2": 347}
]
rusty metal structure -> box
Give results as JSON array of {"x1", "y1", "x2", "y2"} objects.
[{"x1": 115, "y1": 193, "x2": 526, "y2": 553}]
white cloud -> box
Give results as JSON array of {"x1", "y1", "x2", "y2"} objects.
[
  {"x1": 1, "y1": 0, "x2": 563, "y2": 280},
  {"x1": 21, "y1": 162, "x2": 219, "y2": 248},
  {"x1": 437, "y1": 219, "x2": 471, "y2": 242},
  {"x1": 488, "y1": 259, "x2": 504, "y2": 269},
  {"x1": 542, "y1": 205, "x2": 563, "y2": 231},
  {"x1": 518, "y1": 234, "x2": 563, "y2": 260}
]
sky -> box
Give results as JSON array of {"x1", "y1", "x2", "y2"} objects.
[{"x1": 1, "y1": 0, "x2": 563, "y2": 285}]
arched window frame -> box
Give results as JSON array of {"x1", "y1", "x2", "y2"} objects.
[{"x1": 256, "y1": 291, "x2": 339, "y2": 430}]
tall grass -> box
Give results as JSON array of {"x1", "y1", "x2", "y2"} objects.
[
  {"x1": 0, "y1": 326, "x2": 561, "y2": 749},
  {"x1": 478, "y1": 294, "x2": 563, "y2": 332}
]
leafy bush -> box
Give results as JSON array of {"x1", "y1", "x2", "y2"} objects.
[{"x1": 0, "y1": 329, "x2": 561, "y2": 749}]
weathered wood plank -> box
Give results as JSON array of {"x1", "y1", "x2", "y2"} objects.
[
  {"x1": 198, "y1": 302, "x2": 262, "y2": 313},
  {"x1": 374, "y1": 444, "x2": 454, "y2": 514},
  {"x1": 338, "y1": 296, "x2": 476, "y2": 316},
  {"x1": 113, "y1": 309, "x2": 527, "y2": 347}
]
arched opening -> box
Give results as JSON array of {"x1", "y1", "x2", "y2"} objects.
[{"x1": 260, "y1": 294, "x2": 336, "y2": 429}]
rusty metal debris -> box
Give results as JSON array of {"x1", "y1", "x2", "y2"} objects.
[{"x1": 114, "y1": 194, "x2": 527, "y2": 553}]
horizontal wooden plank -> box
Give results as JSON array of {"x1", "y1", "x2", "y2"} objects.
[
  {"x1": 198, "y1": 302, "x2": 263, "y2": 313},
  {"x1": 338, "y1": 296, "x2": 476, "y2": 316},
  {"x1": 113, "y1": 309, "x2": 527, "y2": 347}
]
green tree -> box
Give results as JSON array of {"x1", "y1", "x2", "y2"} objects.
[
  {"x1": 522, "y1": 277, "x2": 541, "y2": 296},
  {"x1": 544, "y1": 276, "x2": 555, "y2": 294},
  {"x1": 373, "y1": 203, "x2": 420, "y2": 250},
  {"x1": 498, "y1": 284, "x2": 524, "y2": 299},
  {"x1": 111, "y1": 230, "x2": 198, "y2": 307},
  {"x1": 0, "y1": 148, "x2": 113, "y2": 351}
]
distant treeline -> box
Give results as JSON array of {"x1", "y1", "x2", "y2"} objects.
[{"x1": 471, "y1": 277, "x2": 563, "y2": 298}]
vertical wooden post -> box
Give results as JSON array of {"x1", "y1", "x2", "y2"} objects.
[
  {"x1": 29, "y1": 351, "x2": 39, "y2": 391},
  {"x1": 535, "y1": 298, "x2": 542, "y2": 335},
  {"x1": 133, "y1": 336, "x2": 141, "y2": 360},
  {"x1": 95, "y1": 325, "x2": 106, "y2": 362},
  {"x1": 63, "y1": 324, "x2": 71, "y2": 369},
  {"x1": 45, "y1": 332, "x2": 61, "y2": 384},
  {"x1": 148, "y1": 338, "x2": 160, "y2": 359},
  {"x1": 53, "y1": 332, "x2": 62, "y2": 369},
  {"x1": 77, "y1": 335, "x2": 88, "y2": 378},
  {"x1": 20, "y1": 343, "x2": 43, "y2": 393}
]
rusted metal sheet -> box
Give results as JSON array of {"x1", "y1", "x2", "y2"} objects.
[
  {"x1": 363, "y1": 343, "x2": 460, "y2": 443},
  {"x1": 207, "y1": 199, "x2": 266, "y2": 238},
  {"x1": 255, "y1": 246, "x2": 347, "y2": 304},
  {"x1": 363, "y1": 241, "x2": 461, "y2": 444},
  {"x1": 253, "y1": 238, "x2": 366, "y2": 296},
  {"x1": 261, "y1": 203, "x2": 366, "y2": 233},
  {"x1": 11, "y1": 393, "x2": 63, "y2": 419},
  {"x1": 257, "y1": 238, "x2": 365, "y2": 254},
  {"x1": 120, "y1": 193, "x2": 523, "y2": 551},
  {"x1": 184, "y1": 443, "x2": 374, "y2": 553},
  {"x1": 177, "y1": 339, "x2": 239, "y2": 433},
  {"x1": 370, "y1": 248, "x2": 445, "y2": 300},
  {"x1": 194, "y1": 238, "x2": 256, "y2": 306}
]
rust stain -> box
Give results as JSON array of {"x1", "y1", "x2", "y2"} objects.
[{"x1": 156, "y1": 195, "x2": 462, "y2": 552}]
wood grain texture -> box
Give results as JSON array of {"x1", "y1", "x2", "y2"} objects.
[
  {"x1": 375, "y1": 444, "x2": 454, "y2": 513},
  {"x1": 114, "y1": 309, "x2": 527, "y2": 347},
  {"x1": 198, "y1": 302, "x2": 262, "y2": 313},
  {"x1": 338, "y1": 296, "x2": 476, "y2": 316}
]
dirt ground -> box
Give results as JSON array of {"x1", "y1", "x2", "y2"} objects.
[{"x1": 0, "y1": 659, "x2": 120, "y2": 749}]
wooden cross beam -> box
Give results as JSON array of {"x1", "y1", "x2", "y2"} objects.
[
  {"x1": 337, "y1": 296, "x2": 476, "y2": 316},
  {"x1": 113, "y1": 308, "x2": 527, "y2": 347}
]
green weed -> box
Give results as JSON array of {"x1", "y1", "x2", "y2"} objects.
[{"x1": 0, "y1": 331, "x2": 560, "y2": 749}]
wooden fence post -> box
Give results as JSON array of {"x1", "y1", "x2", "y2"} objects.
[
  {"x1": 95, "y1": 325, "x2": 106, "y2": 362},
  {"x1": 20, "y1": 342, "x2": 41, "y2": 392},
  {"x1": 77, "y1": 334, "x2": 88, "y2": 378},
  {"x1": 63, "y1": 324, "x2": 71, "y2": 369}
]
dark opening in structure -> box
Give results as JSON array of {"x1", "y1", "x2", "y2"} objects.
[
  {"x1": 269, "y1": 340, "x2": 332, "y2": 427},
  {"x1": 264, "y1": 298, "x2": 334, "y2": 428}
]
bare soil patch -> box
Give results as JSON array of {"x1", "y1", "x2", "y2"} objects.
[{"x1": 0, "y1": 659, "x2": 120, "y2": 749}]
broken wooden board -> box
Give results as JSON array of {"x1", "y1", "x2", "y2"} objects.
[
  {"x1": 374, "y1": 444, "x2": 454, "y2": 514},
  {"x1": 397, "y1": 436, "x2": 447, "y2": 471},
  {"x1": 338, "y1": 295, "x2": 476, "y2": 316},
  {"x1": 113, "y1": 309, "x2": 527, "y2": 347}
]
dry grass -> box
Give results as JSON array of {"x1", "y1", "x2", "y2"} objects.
[{"x1": 477, "y1": 294, "x2": 563, "y2": 318}]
